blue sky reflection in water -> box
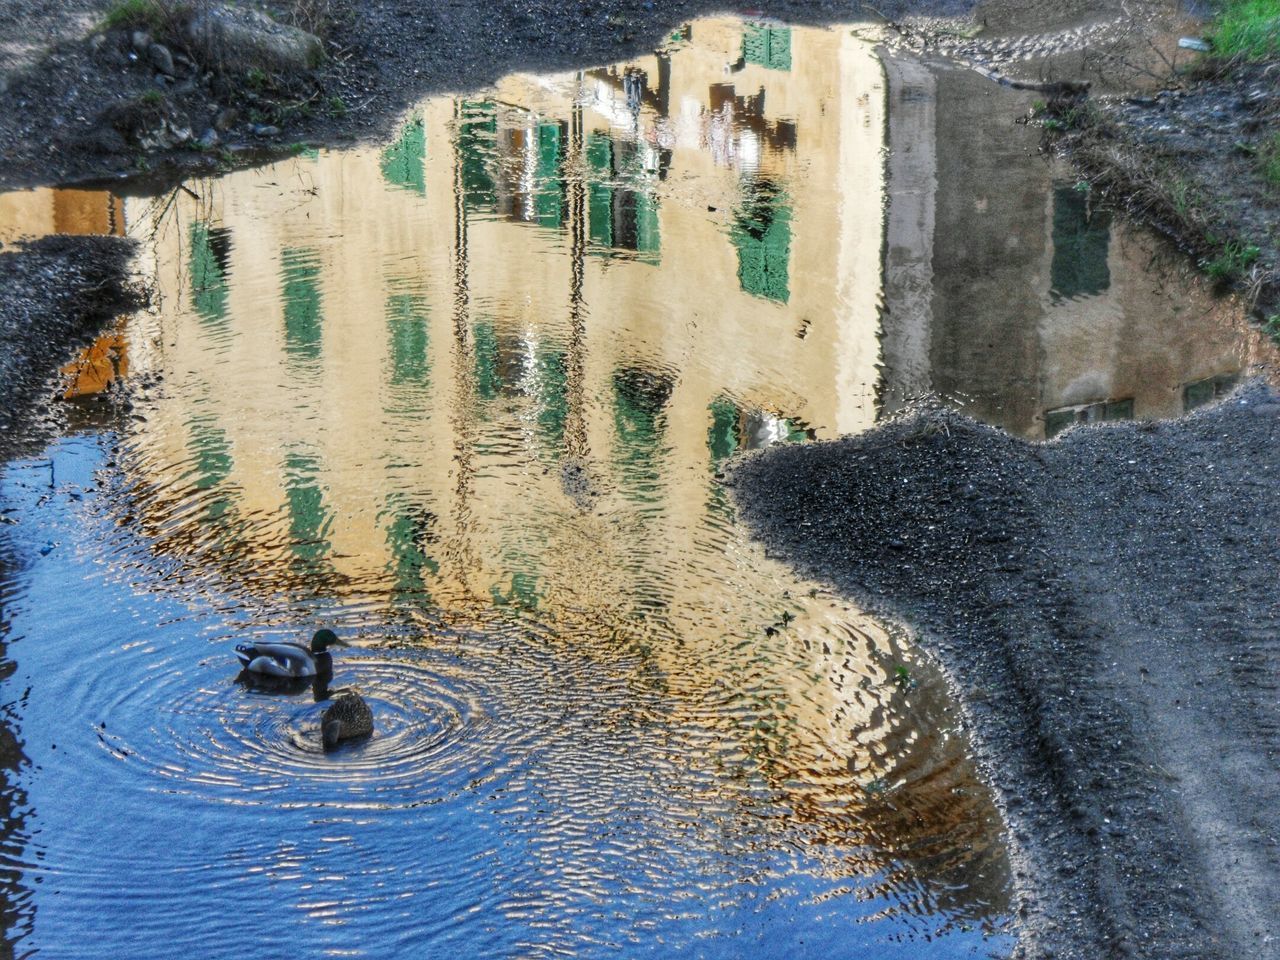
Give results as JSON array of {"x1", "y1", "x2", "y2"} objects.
[{"x1": 0, "y1": 17, "x2": 1028, "y2": 958}]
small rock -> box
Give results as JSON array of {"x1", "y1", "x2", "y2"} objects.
[
  {"x1": 213, "y1": 106, "x2": 239, "y2": 131},
  {"x1": 250, "y1": 124, "x2": 280, "y2": 137},
  {"x1": 197, "y1": 128, "x2": 219, "y2": 149},
  {"x1": 149, "y1": 42, "x2": 175, "y2": 76},
  {"x1": 186, "y1": 4, "x2": 323, "y2": 76},
  {"x1": 130, "y1": 30, "x2": 152, "y2": 53},
  {"x1": 1177, "y1": 37, "x2": 1211, "y2": 52}
]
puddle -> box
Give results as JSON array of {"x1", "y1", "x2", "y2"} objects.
[{"x1": 0, "y1": 13, "x2": 1276, "y2": 959}]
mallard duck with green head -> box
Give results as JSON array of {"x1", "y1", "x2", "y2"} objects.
[{"x1": 235, "y1": 628, "x2": 347, "y2": 679}]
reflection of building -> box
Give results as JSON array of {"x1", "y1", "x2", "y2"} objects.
[
  {"x1": 880, "y1": 60, "x2": 1277, "y2": 439},
  {"x1": 0, "y1": 188, "x2": 125, "y2": 244},
  {"x1": 106, "y1": 20, "x2": 1010, "y2": 926},
  {"x1": 122, "y1": 12, "x2": 891, "y2": 774}
]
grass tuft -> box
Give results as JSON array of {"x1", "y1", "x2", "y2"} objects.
[
  {"x1": 101, "y1": 0, "x2": 168, "y2": 31},
  {"x1": 1211, "y1": 0, "x2": 1280, "y2": 59},
  {"x1": 1260, "y1": 133, "x2": 1280, "y2": 190},
  {"x1": 1203, "y1": 239, "x2": 1261, "y2": 282}
]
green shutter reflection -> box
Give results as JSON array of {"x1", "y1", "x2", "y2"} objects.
[
  {"x1": 534, "y1": 348, "x2": 569, "y2": 454},
  {"x1": 490, "y1": 569, "x2": 542, "y2": 612},
  {"x1": 281, "y1": 248, "x2": 323, "y2": 364},
  {"x1": 284, "y1": 452, "x2": 332, "y2": 566},
  {"x1": 190, "y1": 223, "x2": 230, "y2": 326},
  {"x1": 1050, "y1": 185, "x2": 1111, "y2": 301},
  {"x1": 380, "y1": 117, "x2": 427, "y2": 196},
  {"x1": 612, "y1": 368, "x2": 673, "y2": 502},
  {"x1": 187, "y1": 416, "x2": 237, "y2": 525},
  {"x1": 707, "y1": 397, "x2": 740, "y2": 467},
  {"x1": 743, "y1": 24, "x2": 792, "y2": 70},
  {"x1": 585, "y1": 134, "x2": 661, "y2": 262},
  {"x1": 387, "y1": 293, "x2": 430, "y2": 387},
  {"x1": 534, "y1": 122, "x2": 564, "y2": 228},
  {"x1": 382, "y1": 495, "x2": 439, "y2": 602},
  {"x1": 459, "y1": 100, "x2": 498, "y2": 211},
  {"x1": 587, "y1": 134, "x2": 614, "y2": 248},
  {"x1": 732, "y1": 181, "x2": 791, "y2": 303},
  {"x1": 473, "y1": 320, "x2": 501, "y2": 402},
  {"x1": 634, "y1": 193, "x2": 660, "y2": 259}
]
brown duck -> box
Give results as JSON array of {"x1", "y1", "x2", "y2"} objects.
[{"x1": 321, "y1": 690, "x2": 374, "y2": 749}]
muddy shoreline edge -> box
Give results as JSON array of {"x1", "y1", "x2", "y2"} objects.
[
  {"x1": 0, "y1": 235, "x2": 144, "y2": 461},
  {"x1": 729, "y1": 392, "x2": 1280, "y2": 959}
]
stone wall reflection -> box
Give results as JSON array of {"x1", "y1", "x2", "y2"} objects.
[{"x1": 880, "y1": 59, "x2": 1278, "y2": 438}]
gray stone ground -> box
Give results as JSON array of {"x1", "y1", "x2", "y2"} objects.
[{"x1": 731, "y1": 390, "x2": 1280, "y2": 960}]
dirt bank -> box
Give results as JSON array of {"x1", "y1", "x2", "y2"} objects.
[
  {"x1": 729, "y1": 388, "x2": 1280, "y2": 959},
  {"x1": 0, "y1": 236, "x2": 144, "y2": 460}
]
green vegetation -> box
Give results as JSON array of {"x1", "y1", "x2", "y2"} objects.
[
  {"x1": 1211, "y1": 0, "x2": 1280, "y2": 59},
  {"x1": 101, "y1": 0, "x2": 168, "y2": 30},
  {"x1": 327, "y1": 95, "x2": 348, "y2": 117},
  {"x1": 1260, "y1": 133, "x2": 1280, "y2": 189},
  {"x1": 1203, "y1": 239, "x2": 1261, "y2": 282}
]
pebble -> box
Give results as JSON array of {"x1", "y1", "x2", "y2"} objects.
[{"x1": 148, "y1": 42, "x2": 175, "y2": 77}]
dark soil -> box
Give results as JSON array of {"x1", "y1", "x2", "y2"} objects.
[
  {"x1": 729, "y1": 389, "x2": 1280, "y2": 960},
  {"x1": 1050, "y1": 61, "x2": 1280, "y2": 319},
  {"x1": 0, "y1": 236, "x2": 145, "y2": 460}
]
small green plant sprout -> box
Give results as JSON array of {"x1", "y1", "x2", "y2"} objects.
[
  {"x1": 1264, "y1": 315, "x2": 1280, "y2": 345},
  {"x1": 1211, "y1": 0, "x2": 1280, "y2": 60},
  {"x1": 779, "y1": 610, "x2": 794, "y2": 626},
  {"x1": 1204, "y1": 240, "x2": 1261, "y2": 283},
  {"x1": 101, "y1": 0, "x2": 164, "y2": 31},
  {"x1": 1074, "y1": 180, "x2": 1091, "y2": 193},
  {"x1": 327, "y1": 95, "x2": 348, "y2": 117},
  {"x1": 1260, "y1": 132, "x2": 1280, "y2": 189},
  {"x1": 893, "y1": 664, "x2": 913, "y2": 691},
  {"x1": 863, "y1": 777, "x2": 890, "y2": 795},
  {"x1": 1031, "y1": 99, "x2": 1047, "y2": 116}
]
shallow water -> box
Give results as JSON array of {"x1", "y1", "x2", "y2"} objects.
[{"x1": 0, "y1": 13, "x2": 1276, "y2": 959}]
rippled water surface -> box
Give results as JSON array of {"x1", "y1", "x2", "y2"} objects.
[{"x1": 3, "y1": 12, "x2": 1277, "y2": 959}]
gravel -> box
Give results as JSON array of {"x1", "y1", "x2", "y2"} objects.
[
  {"x1": 729, "y1": 389, "x2": 1280, "y2": 960},
  {"x1": 0, "y1": 235, "x2": 144, "y2": 460}
]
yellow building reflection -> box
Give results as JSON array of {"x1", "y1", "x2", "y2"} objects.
[
  {"x1": 0, "y1": 188, "x2": 125, "y2": 244},
  {"x1": 111, "y1": 19, "x2": 1007, "y2": 926}
]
